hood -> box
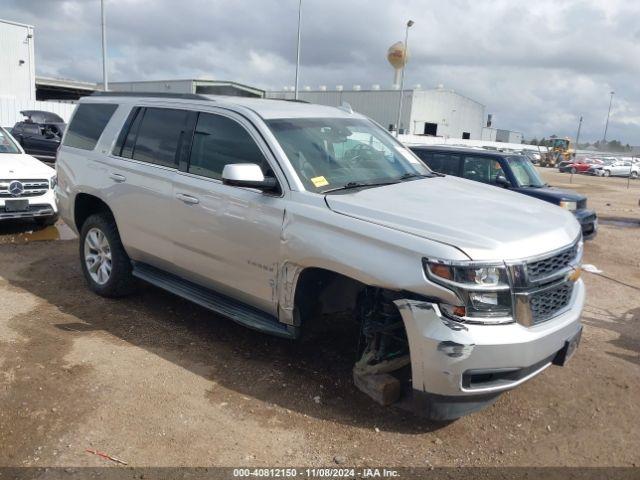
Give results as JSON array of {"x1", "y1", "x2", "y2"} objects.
[
  {"x1": 0, "y1": 153, "x2": 55, "y2": 179},
  {"x1": 325, "y1": 176, "x2": 580, "y2": 261},
  {"x1": 514, "y1": 186, "x2": 585, "y2": 204}
]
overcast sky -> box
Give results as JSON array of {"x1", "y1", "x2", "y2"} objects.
[{"x1": 5, "y1": 0, "x2": 640, "y2": 144}]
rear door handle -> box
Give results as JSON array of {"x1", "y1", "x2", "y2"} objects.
[
  {"x1": 176, "y1": 193, "x2": 200, "y2": 205},
  {"x1": 109, "y1": 173, "x2": 126, "y2": 183}
]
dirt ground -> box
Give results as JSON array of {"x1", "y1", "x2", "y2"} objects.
[{"x1": 0, "y1": 169, "x2": 638, "y2": 468}]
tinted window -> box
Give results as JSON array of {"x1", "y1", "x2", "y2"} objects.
[
  {"x1": 113, "y1": 107, "x2": 141, "y2": 158},
  {"x1": 188, "y1": 113, "x2": 267, "y2": 180},
  {"x1": 416, "y1": 151, "x2": 461, "y2": 176},
  {"x1": 463, "y1": 156, "x2": 505, "y2": 184},
  {"x1": 132, "y1": 108, "x2": 189, "y2": 167},
  {"x1": 63, "y1": 103, "x2": 117, "y2": 150},
  {"x1": 24, "y1": 124, "x2": 41, "y2": 136}
]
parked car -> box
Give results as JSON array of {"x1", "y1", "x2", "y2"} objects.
[
  {"x1": 558, "y1": 158, "x2": 601, "y2": 174},
  {"x1": 598, "y1": 160, "x2": 639, "y2": 178},
  {"x1": 56, "y1": 93, "x2": 585, "y2": 420},
  {"x1": 410, "y1": 145, "x2": 597, "y2": 239},
  {"x1": 587, "y1": 159, "x2": 614, "y2": 176},
  {"x1": 11, "y1": 110, "x2": 66, "y2": 161},
  {"x1": 0, "y1": 127, "x2": 58, "y2": 225}
]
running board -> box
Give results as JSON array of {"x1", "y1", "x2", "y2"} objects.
[{"x1": 132, "y1": 262, "x2": 298, "y2": 339}]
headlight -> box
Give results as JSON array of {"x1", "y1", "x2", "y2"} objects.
[
  {"x1": 50, "y1": 175, "x2": 58, "y2": 189},
  {"x1": 559, "y1": 200, "x2": 577, "y2": 211},
  {"x1": 424, "y1": 260, "x2": 513, "y2": 324}
]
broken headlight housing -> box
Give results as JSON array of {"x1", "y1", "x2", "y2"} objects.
[{"x1": 423, "y1": 259, "x2": 513, "y2": 324}]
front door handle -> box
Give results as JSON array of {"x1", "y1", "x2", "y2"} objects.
[
  {"x1": 109, "y1": 173, "x2": 126, "y2": 183},
  {"x1": 176, "y1": 193, "x2": 200, "y2": 205}
]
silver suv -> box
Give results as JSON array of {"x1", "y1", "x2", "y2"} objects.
[{"x1": 56, "y1": 93, "x2": 585, "y2": 420}]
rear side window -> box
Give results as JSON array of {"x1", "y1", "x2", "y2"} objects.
[
  {"x1": 414, "y1": 151, "x2": 461, "y2": 176},
  {"x1": 63, "y1": 103, "x2": 117, "y2": 150},
  {"x1": 188, "y1": 113, "x2": 267, "y2": 180},
  {"x1": 131, "y1": 108, "x2": 189, "y2": 168}
]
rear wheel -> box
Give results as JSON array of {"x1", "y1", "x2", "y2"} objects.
[
  {"x1": 630, "y1": 171, "x2": 638, "y2": 179},
  {"x1": 79, "y1": 213, "x2": 135, "y2": 297},
  {"x1": 570, "y1": 167, "x2": 577, "y2": 174}
]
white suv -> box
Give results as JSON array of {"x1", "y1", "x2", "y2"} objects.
[
  {"x1": 0, "y1": 127, "x2": 58, "y2": 225},
  {"x1": 56, "y1": 93, "x2": 584, "y2": 420}
]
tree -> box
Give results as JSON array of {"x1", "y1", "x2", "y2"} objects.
[{"x1": 529, "y1": 138, "x2": 539, "y2": 146}]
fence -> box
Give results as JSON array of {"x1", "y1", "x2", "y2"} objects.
[{"x1": 0, "y1": 97, "x2": 76, "y2": 127}]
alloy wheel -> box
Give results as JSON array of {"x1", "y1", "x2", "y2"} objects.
[{"x1": 84, "y1": 227, "x2": 112, "y2": 285}]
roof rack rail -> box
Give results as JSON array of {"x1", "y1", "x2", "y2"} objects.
[
  {"x1": 91, "y1": 91, "x2": 211, "y2": 100},
  {"x1": 280, "y1": 98, "x2": 310, "y2": 103}
]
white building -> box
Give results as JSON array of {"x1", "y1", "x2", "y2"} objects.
[
  {"x1": 482, "y1": 127, "x2": 523, "y2": 144},
  {"x1": 267, "y1": 86, "x2": 486, "y2": 140},
  {"x1": 0, "y1": 18, "x2": 36, "y2": 100}
]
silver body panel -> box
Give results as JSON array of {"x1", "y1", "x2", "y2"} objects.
[{"x1": 56, "y1": 95, "x2": 585, "y2": 405}]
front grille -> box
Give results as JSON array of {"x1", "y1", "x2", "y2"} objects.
[
  {"x1": 530, "y1": 282, "x2": 573, "y2": 324},
  {"x1": 526, "y1": 244, "x2": 578, "y2": 282},
  {"x1": 0, "y1": 179, "x2": 50, "y2": 198},
  {"x1": 577, "y1": 199, "x2": 587, "y2": 210}
]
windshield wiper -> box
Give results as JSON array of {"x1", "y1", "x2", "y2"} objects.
[
  {"x1": 323, "y1": 181, "x2": 399, "y2": 194},
  {"x1": 396, "y1": 172, "x2": 432, "y2": 181}
]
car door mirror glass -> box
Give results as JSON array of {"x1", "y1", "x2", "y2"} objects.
[{"x1": 222, "y1": 163, "x2": 278, "y2": 191}]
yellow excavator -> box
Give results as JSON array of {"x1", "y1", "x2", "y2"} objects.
[{"x1": 540, "y1": 137, "x2": 574, "y2": 167}]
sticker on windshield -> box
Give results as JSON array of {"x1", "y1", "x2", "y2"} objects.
[{"x1": 311, "y1": 176, "x2": 329, "y2": 188}]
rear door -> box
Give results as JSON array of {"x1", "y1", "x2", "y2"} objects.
[
  {"x1": 171, "y1": 109, "x2": 286, "y2": 314},
  {"x1": 412, "y1": 150, "x2": 462, "y2": 176},
  {"x1": 106, "y1": 106, "x2": 191, "y2": 270}
]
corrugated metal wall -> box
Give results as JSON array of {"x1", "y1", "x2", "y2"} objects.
[
  {"x1": 109, "y1": 80, "x2": 196, "y2": 93},
  {"x1": 409, "y1": 89, "x2": 485, "y2": 139},
  {"x1": 0, "y1": 98, "x2": 76, "y2": 127},
  {"x1": 0, "y1": 20, "x2": 36, "y2": 100},
  {"x1": 267, "y1": 89, "x2": 413, "y2": 132}
]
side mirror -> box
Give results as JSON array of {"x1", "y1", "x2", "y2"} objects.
[
  {"x1": 495, "y1": 175, "x2": 510, "y2": 188},
  {"x1": 222, "y1": 163, "x2": 278, "y2": 191}
]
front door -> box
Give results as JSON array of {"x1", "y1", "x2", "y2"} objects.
[{"x1": 171, "y1": 110, "x2": 286, "y2": 315}]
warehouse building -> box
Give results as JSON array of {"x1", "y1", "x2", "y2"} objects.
[
  {"x1": 109, "y1": 79, "x2": 265, "y2": 98},
  {"x1": 267, "y1": 85, "x2": 486, "y2": 140},
  {"x1": 0, "y1": 18, "x2": 36, "y2": 100}
]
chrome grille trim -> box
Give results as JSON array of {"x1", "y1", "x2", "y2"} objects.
[
  {"x1": 525, "y1": 243, "x2": 579, "y2": 283},
  {"x1": 0, "y1": 179, "x2": 50, "y2": 198}
]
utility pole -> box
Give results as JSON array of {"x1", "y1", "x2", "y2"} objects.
[
  {"x1": 574, "y1": 115, "x2": 583, "y2": 158},
  {"x1": 294, "y1": 0, "x2": 302, "y2": 100},
  {"x1": 395, "y1": 20, "x2": 414, "y2": 137},
  {"x1": 602, "y1": 91, "x2": 614, "y2": 144},
  {"x1": 101, "y1": 0, "x2": 108, "y2": 91}
]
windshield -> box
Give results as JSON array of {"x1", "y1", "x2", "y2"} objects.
[
  {"x1": 0, "y1": 129, "x2": 20, "y2": 154},
  {"x1": 507, "y1": 156, "x2": 546, "y2": 187},
  {"x1": 266, "y1": 117, "x2": 431, "y2": 193}
]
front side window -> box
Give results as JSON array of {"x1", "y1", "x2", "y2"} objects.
[
  {"x1": 0, "y1": 129, "x2": 20, "y2": 154},
  {"x1": 506, "y1": 156, "x2": 546, "y2": 187},
  {"x1": 132, "y1": 108, "x2": 189, "y2": 167},
  {"x1": 63, "y1": 103, "x2": 117, "y2": 151},
  {"x1": 188, "y1": 113, "x2": 268, "y2": 180},
  {"x1": 266, "y1": 117, "x2": 430, "y2": 192},
  {"x1": 463, "y1": 156, "x2": 505, "y2": 184}
]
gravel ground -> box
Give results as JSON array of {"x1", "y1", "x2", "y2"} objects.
[{"x1": 0, "y1": 169, "x2": 638, "y2": 468}]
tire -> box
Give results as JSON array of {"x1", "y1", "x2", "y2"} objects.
[
  {"x1": 570, "y1": 167, "x2": 577, "y2": 174},
  {"x1": 79, "y1": 213, "x2": 135, "y2": 297},
  {"x1": 631, "y1": 171, "x2": 638, "y2": 179},
  {"x1": 603, "y1": 170, "x2": 611, "y2": 177},
  {"x1": 35, "y1": 214, "x2": 59, "y2": 227}
]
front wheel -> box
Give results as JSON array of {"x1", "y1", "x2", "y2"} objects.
[
  {"x1": 630, "y1": 171, "x2": 638, "y2": 179},
  {"x1": 570, "y1": 167, "x2": 577, "y2": 174},
  {"x1": 79, "y1": 213, "x2": 135, "y2": 297},
  {"x1": 603, "y1": 170, "x2": 611, "y2": 177}
]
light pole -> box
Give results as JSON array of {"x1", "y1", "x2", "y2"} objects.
[
  {"x1": 570, "y1": 115, "x2": 583, "y2": 184},
  {"x1": 602, "y1": 90, "x2": 614, "y2": 144},
  {"x1": 395, "y1": 20, "x2": 414, "y2": 136},
  {"x1": 101, "y1": 0, "x2": 108, "y2": 91},
  {"x1": 294, "y1": 0, "x2": 302, "y2": 100}
]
